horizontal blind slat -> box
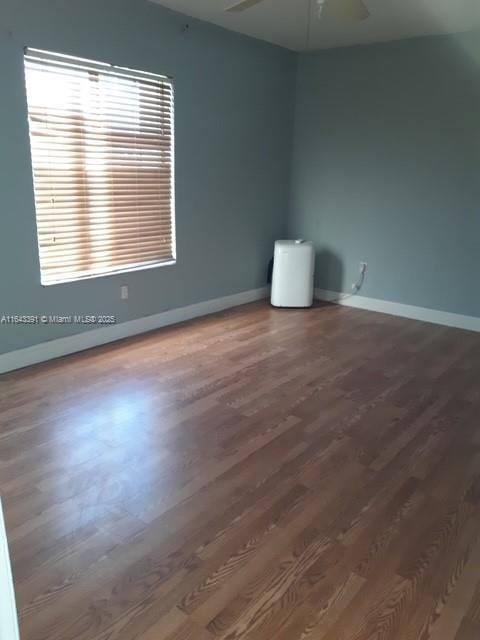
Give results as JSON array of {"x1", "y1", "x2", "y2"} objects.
[
  {"x1": 25, "y1": 56, "x2": 172, "y2": 92},
  {"x1": 37, "y1": 220, "x2": 173, "y2": 232},
  {"x1": 35, "y1": 186, "x2": 171, "y2": 197},
  {"x1": 27, "y1": 92, "x2": 173, "y2": 111},
  {"x1": 38, "y1": 216, "x2": 172, "y2": 227},
  {"x1": 40, "y1": 237, "x2": 173, "y2": 256},
  {"x1": 40, "y1": 249, "x2": 174, "y2": 270},
  {"x1": 30, "y1": 121, "x2": 173, "y2": 138},
  {"x1": 36, "y1": 204, "x2": 172, "y2": 217},
  {"x1": 38, "y1": 230, "x2": 172, "y2": 244},
  {"x1": 35, "y1": 194, "x2": 173, "y2": 205},
  {"x1": 41, "y1": 252, "x2": 174, "y2": 269},
  {"x1": 41, "y1": 258, "x2": 174, "y2": 284},
  {"x1": 34, "y1": 169, "x2": 170, "y2": 176}
]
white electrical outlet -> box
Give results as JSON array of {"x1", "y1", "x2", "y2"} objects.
[{"x1": 121, "y1": 285, "x2": 129, "y2": 300}]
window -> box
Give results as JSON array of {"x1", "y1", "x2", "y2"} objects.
[{"x1": 24, "y1": 48, "x2": 175, "y2": 285}]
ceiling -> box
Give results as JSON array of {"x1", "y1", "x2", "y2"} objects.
[{"x1": 149, "y1": 0, "x2": 480, "y2": 51}]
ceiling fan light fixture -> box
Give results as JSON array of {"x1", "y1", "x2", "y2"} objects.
[
  {"x1": 225, "y1": 0, "x2": 265, "y2": 12},
  {"x1": 320, "y1": 0, "x2": 370, "y2": 22},
  {"x1": 226, "y1": 0, "x2": 370, "y2": 22}
]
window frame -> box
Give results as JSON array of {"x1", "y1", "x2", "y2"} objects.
[{"x1": 24, "y1": 48, "x2": 176, "y2": 286}]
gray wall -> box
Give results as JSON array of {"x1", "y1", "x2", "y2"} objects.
[
  {"x1": 290, "y1": 32, "x2": 480, "y2": 317},
  {"x1": 0, "y1": 0, "x2": 296, "y2": 354},
  {"x1": 1, "y1": 5, "x2": 479, "y2": 358}
]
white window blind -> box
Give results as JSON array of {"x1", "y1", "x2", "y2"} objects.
[{"x1": 24, "y1": 48, "x2": 175, "y2": 285}]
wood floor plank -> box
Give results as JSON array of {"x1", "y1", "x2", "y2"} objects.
[{"x1": 0, "y1": 300, "x2": 479, "y2": 640}]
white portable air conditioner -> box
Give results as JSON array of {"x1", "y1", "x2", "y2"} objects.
[{"x1": 271, "y1": 240, "x2": 315, "y2": 308}]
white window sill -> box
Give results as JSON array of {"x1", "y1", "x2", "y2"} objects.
[{"x1": 41, "y1": 259, "x2": 177, "y2": 286}]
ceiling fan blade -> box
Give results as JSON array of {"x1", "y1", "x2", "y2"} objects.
[
  {"x1": 321, "y1": 0, "x2": 370, "y2": 22},
  {"x1": 225, "y1": 0, "x2": 266, "y2": 12}
]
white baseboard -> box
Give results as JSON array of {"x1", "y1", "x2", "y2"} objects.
[
  {"x1": 0, "y1": 500, "x2": 19, "y2": 640},
  {"x1": 315, "y1": 289, "x2": 480, "y2": 333},
  {"x1": 0, "y1": 287, "x2": 268, "y2": 375}
]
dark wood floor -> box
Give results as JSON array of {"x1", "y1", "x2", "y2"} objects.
[{"x1": 1, "y1": 301, "x2": 480, "y2": 640}]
